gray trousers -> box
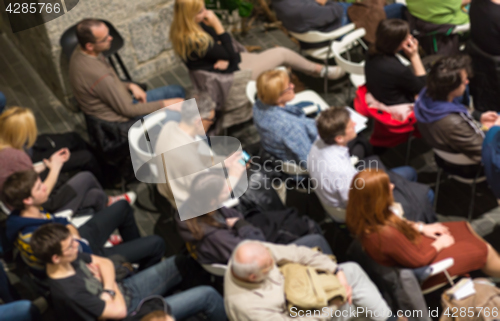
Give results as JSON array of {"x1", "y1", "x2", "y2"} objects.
[{"x1": 333, "y1": 262, "x2": 393, "y2": 321}]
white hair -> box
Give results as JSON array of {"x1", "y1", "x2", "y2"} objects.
[{"x1": 230, "y1": 241, "x2": 268, "y2": 280}]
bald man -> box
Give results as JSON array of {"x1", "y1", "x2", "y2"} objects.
[{"x1": 224, "y1": 241, "x2": 399, "y2": 321}]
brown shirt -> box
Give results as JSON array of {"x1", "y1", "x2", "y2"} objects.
[{"x1": 68, "y1": 47, "x2": 163, "y2": 122}]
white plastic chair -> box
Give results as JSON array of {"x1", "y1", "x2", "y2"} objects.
[
  {"x1": 433, "y1": 149, "x2": 486, "y2": 220},
  {"x1": 289, "y1": 23, "x2": 356, "y2": 61},
  {"x1": 421, "y1": 258, "x2": 456, "y2": 294},
  {"x1": 332, "y1": 28, "x2": 367, "y2": 89},
  {"x1": 289, "y1": 23, "x2": 357, "y2": 93},
  {"x1": 128, "y1": 110, "x2": 170, "y2": 183},
  {"x1": 202, "y1": 263, "x2": 227, "y2": 277}
]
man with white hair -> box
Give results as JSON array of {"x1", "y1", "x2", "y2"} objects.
[{"x1": 224, "y1": 241, "x2": 399, "y2": 321}]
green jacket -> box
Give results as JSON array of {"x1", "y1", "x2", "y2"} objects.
[{"x1": 407, "y1": 0, "x2": 469, "y2": 25}]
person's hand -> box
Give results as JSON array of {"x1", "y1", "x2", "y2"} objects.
[
  {"x1": 431, "y1": 234, "x2": 455, "y2": 252},
  {"x1": 128, "y1": 83, "x2": 147, "y2": 103},
  {"x1": 402, "y1": 35, "x2": 419, "y2": 59},
  {"x1": 480, "y1": 111, "x2": 499, "y2": 129},
  {"x1": 214, "y1": 60, "x2": 229, "y2": 71},
  {"x1": 203, "y1": 10, "x2": 222, "y2": 29},
  {"x1": 33, "y1": 161, "x2": 47, "y2": 173},
  {"x1": 163, "y1": 98, "x2": 184, "y2": 111},
  {"x1": 44, "y1": 148, "x2": 70, "y2": 169},
  {"x1": 315, "y1": 0, "x2": 327, "y2": 5},
  {"x1": 87, "y1": 263, "x2": 103, "y2": 283},
  {"x1": 225, "y1": 151, "x2": 246, "y2": 178},
  {"x1": 226, "y1": 217, "x2": 239, "y2": 228},
  {"x1": 421, "y1": 223, "x2": 450, "y2": 239},
  {"x1": 335, "y1": 270, "x2": 352, "y2": 305},
  {"x1": 99, "y1": 291, "x2": 113, "y2": 302}
]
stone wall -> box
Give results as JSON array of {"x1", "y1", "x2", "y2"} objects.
[{"x1": 3, "y1": 0, "x2": 182, "y2": 106}]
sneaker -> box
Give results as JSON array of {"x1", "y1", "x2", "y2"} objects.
[
  {"x1": 108, "y1": 234, "x2": 123, "y2": 246},
  {"x1": 320, "y1": 66, "x2": 346, "y2": 80},
  {"x1": 108, "y1": 191, "x2": 137, "y2": 206}
]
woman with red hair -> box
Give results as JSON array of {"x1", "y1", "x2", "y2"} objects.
[{"x1": 346, "y1": 169, "x2": 500, "y2": 288}]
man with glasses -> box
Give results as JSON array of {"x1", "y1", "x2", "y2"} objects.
[
  {"x1": 31, "y1": 223, "x2": 226, "y2": 321},
  {"x1": 3, "y1": 169, "x2": 165, "y2": 276},
  {"x1": 69, "y1": 19, "x2": 186, "y2": 124}
]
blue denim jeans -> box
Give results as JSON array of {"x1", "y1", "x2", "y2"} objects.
[
  {"x1": 133, "y1": 85, "x2": 185, "y2": 122},
  {"x1": 122, "y1": 256, "x2": 226, "y2": 320},
  {"x1": 390, "y1": 166, "x2": 435, "y2": 204},
  {"x1": 0, "y1": 301, "x2": 35, "y2": 321},
  {"x1": 338, "y1": 2, "x2": 405, "y2": 26},
  {"x1": 292, "y1": 234, "x2": 333, "y2": 255},
  {"x1": 0, "y1": 91, "x2": 6, "y2": 114}
]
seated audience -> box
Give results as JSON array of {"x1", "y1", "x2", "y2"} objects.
[
  {"x1": 176, "y1": 170, "x2": 331, "y2": 264},
  {"x1": 365, "y1": 19, "x2": 426, "y2": 106},
  {"x1": 253, "y1": 69, "x2": 370, "y2": 168},
  {"x1": 155, "y1": 92, "x2": 245, "y2": 209},
  {"x1": 0, "y1": 99, "x2": 106, "y2": 184},
  {"x1": 406, "y1": 0, "x2": 470, "y2": 25},
  {"x1": 0, "y1": 107, "x2": 132, "y2": 213},
  {"x1": 470, "y1": 0, "x2": 500, "y2": 56},
  {"x1": 69, "y1": 19, "x2": 185, "y2": 124},
  {"x1": 414, "y1": 55, "x2": 500, "y2": 162},
  {"x1": 224, "y1": 240, "x2": 401, "y2": 321},
  {"x1": 0, "y1": 261, "x2": 40, "y2": 321},
  {"x1": 0, "y1": 91, "x2": 6, "y2": 113},
  {"x1": 308, "y1": 107, "x2": 434, "y2": 215},
  {"x1": 31, "y1": 223, "x2": 226, "y2": 320},
  {"x1": 346, "y1": 169, "x2": 500, "y2": 288},
  {"x1": 4, "y1": 170, "x2": 165, "y2": 273},
  {"x1": 272, "y1": 0, "x2": 404, "y2": 48},
  {"x1": 29, "y1": 132, "x2": 104, "y2": 185},
  {"x1": 170, "y1": 0, "x2": 345, "y2": 80}
]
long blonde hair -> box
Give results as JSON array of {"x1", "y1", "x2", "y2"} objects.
[
  {"x1": 0, "y1": 107, "x2": 37, "y2": 151},
  {"x1": 170, "y1": 0, "x2": 214, "y2": 61}
]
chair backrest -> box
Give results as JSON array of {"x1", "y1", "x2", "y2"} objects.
[
  {"x1": 433, "y1": 148, "x2": 479, "y2": 166},
  {"x1": 316, "y1": 196, "x2": 346, "y2": 223},
  {"x1": 282, "y1": 161, "x2": 308, "y2": 176},
  {"x1": 332, "y1": 28, "x2": 366, "y2": 76},
  {"x1": 452, "y1": 23, "x2": 470, "y2": 34},
  {"x1": 202, "y1": 263, "x2": 227, "y2": 277},
  {"x1": 128, "y1": 110, "x2": 173, "y2": 183},
  {"x1": 289, "y1": 23, "x2": 356, "y2": 43},
  {"x1": 246, "y1": 80, "x2": 257, "y2": 105},
  {"x1": 59, "y1": 19, "x2": 125, "y2": 60}
]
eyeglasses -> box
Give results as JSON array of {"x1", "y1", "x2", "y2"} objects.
[
  {"x1": 62, "y1": 238, "x2": 77, "y2": 253},
  {"x1": 94, "y1": 33, "x2": 111, "y2": 44},
  {"x1": 279, "y1": 82, "x2": 294, "y2": 96}
]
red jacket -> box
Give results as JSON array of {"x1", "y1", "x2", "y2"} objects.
[{"x1": 354, "y1": 85, "x2": 418, "y2": 147}]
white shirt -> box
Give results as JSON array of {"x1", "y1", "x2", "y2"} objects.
[{"x1": 307, "y1": 138, "x2": 358, "y2": 209}]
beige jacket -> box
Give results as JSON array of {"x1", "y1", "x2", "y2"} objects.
[{"x1": 224, "y1": 242, "x2": 338, "y2": 321}]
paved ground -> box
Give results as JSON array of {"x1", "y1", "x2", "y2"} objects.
[{"x1": 1, "y1": 20, "x2": 499, "y2": 316}]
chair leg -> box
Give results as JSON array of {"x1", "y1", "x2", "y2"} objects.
[
  {"x1": 433, "y1": 168, "x2": 442, "y2": 211},
  {"x1": 468, "y1": 168, "x2": 481, "y2": 221},
  {"x1": 405, "y1": 131, "x2": 414, "y2": 166},
  {"x1": 323, "y1": 59, "x2": 328, "y2": 94}
]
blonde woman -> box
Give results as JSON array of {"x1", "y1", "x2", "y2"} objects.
[
  {"x1": 0, "y1": 107, "x2": 133, "y2": 213},
  {"x1": 170, "y1": 0, "x2": 345, "y2": 80}
]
